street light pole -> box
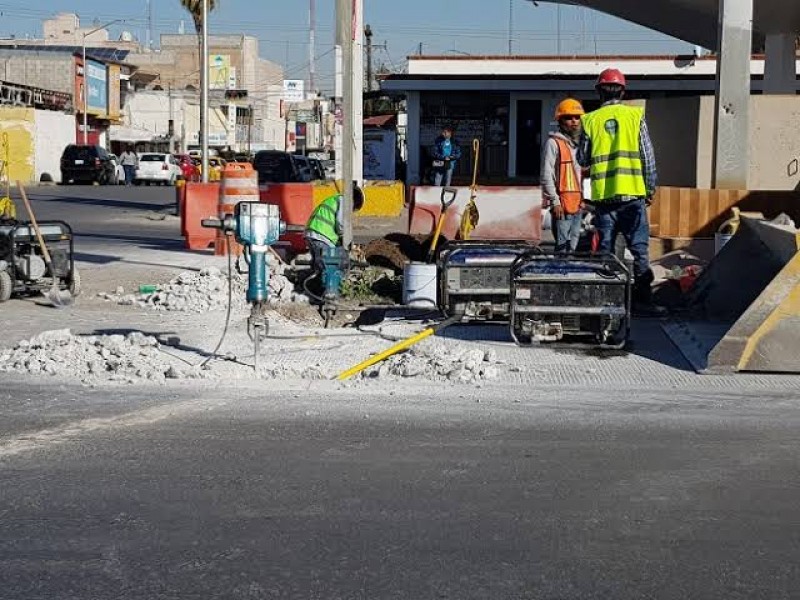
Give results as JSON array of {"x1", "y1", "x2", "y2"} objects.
[
  {"x1": 82, "y1": 19, "x2": 123, "y2": 145},
  {"x1": 200, "y1": 0, "x2": 210, "y2": 183}
]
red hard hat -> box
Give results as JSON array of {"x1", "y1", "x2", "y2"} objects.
[{"x1": 596, "y1": 68, "x2": 626, "y2": 88}]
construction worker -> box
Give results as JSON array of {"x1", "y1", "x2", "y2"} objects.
[
  {"x1": 304, "y1": 183, "x2": 364, "y2": 273},
  {"x1": 579, "y1": 68, "x2": 665, "y2": 316},
  {"x1": 541, "y1": 98, "x2": 585, "y2": 254},
  {"x1": 430, "y1": 126, "x2": 462, "y2": 187}
]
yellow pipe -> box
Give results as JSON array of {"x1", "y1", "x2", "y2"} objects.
[{"x1": 335, "y1": 315, "x2": 461, "y2": 381}]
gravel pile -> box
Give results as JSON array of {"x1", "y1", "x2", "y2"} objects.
[
  {"x1": 0, "y1": 329, "x2": 209, "y2": 383},
  {"x1": 101, "y1": 265, "x2": 301, "y2": 313},
  {"x1": 362, "y1": 343, "x2": 502, "y2": 383}
]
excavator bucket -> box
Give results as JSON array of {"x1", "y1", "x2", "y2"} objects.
[{"x1": 664, "y1": 215, "x2": 800, "y2": 374}]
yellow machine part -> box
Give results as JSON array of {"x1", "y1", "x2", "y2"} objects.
[{"x1": 686, "y1": 216, "x2": 800, "y2": 373}]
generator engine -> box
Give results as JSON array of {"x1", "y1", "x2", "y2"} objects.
[{"x1": 510, "y1": 251, "x2": 632, "y2": 348}]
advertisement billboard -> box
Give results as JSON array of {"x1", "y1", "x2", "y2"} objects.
[
  {"x1": 283, "y1": 80, "x2": 305, "y2": 103},
  {"x1": 86, "y1": 59, "x2": 107, "y2": 115},
  {"x1": 210, "y1": 54, "x2": 231, "y2": 90}
]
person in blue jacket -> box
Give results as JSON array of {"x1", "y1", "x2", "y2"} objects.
[{"x1": 430, "y1": 126, "x2": 462, "y2": 186}]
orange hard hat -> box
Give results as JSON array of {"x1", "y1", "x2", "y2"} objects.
[{"x1": 554, "y1": 98, "x2": 585, "y2": 120}]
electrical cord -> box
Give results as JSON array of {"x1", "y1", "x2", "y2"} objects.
[{"x1": 200, "y1": 235, "x2": 235, "y2": 368}]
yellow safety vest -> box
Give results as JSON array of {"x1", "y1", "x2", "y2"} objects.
[
  {"x1": 306, "y1": 195, "x2": 340, "y2": 245},
  {"x1": 581, "y1": 104, "x2": 647, "y2": 201}
]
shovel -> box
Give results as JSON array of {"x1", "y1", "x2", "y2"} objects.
[
  {"x1": 426, "y1": 186, "x2": 458, "y2": 263},
  {"x1": 17, "y1": 182, "x2": 72, "y2": 308}
]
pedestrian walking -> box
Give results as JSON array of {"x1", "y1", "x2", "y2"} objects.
[
  {"x1": 579, "y1": 68, "x2": 665, "y2": 316},
  {"x1": 541, "y1": 98, "x2": 585, "y2": 254},
  {"x1": 430, "y1": 126, "x2": 462, "y2": 187},
  {"x1": 119, "y1": 146, "x2": 139, "y2": 186}
]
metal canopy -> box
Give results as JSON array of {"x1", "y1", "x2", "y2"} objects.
[{"x1": 563, "y1": 0, "x2": 800, "y2": 48}]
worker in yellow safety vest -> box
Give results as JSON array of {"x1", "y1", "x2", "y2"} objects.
[
  {"x1": 578, "y1": 68, "x2": 666, "y2": 316},
  {"x1": 304, "y1": 183, "x2": 364, "y2": 272},
  {"x1": 541, "y1": 98, "x2": 586, "y2": 254}
]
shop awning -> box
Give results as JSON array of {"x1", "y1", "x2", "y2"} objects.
[{"x1": 109, "y1": 125, "x2": 157, "y2": 143}]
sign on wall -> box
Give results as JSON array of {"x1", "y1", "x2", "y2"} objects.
[
  {"x1": 210, "y1": 54, "x2": 231, "y2": 90},
  {"x1": 363, "y1": 129, "x2": 396, "y2": 180},
  {"x1": 86, "y1": 59, "x2": 107, "y2": 115},
  {"x1": 108, "y1": 64, "x2": 120, "y2": 119}
]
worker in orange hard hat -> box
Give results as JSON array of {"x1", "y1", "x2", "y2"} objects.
[
  {"x1": 540, "y1": 98, "x2": 586, "y2": 253},
  {"x1": 578, "y1": 68, "x2": 665, "y2": 316}
]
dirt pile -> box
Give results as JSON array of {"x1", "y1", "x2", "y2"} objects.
[
  {"x1": 0, "y1": 329, "x2": 210, "y2": 383},
  {"x1": 363, "y1": 233, "x2": 438, "y2": 272}
]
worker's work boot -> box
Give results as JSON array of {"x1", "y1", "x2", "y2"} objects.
[{"x1": 632, "y1": 270, "x2": 668, "y2": 318}]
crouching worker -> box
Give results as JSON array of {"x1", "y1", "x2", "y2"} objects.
[{"x1": 304, "y1": 183, "x2": 365, "y2": 273}]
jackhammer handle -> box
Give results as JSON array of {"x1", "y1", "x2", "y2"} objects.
[{"x1": 201, "y1": 218, "x2": 223, "y2": 229}]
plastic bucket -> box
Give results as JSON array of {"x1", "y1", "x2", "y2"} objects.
[
  {"x1": 714, "y1": 232, "x2": 733, "y2": 255},
  {"x1": 403, "y1": 262, "x2": 438, "y2": 307}
]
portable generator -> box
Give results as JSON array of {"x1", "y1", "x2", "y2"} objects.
[
  {"x1": 0, "y1": 219, "x2": 78, "y2": 302},
  {"x1": 438, "y1": 240, "x2": 535, "y2": 322},
  {"x1": 510, "y1": 251, "x2": 631, "y2": 348}
]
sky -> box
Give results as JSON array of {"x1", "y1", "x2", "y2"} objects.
[{"x1": 0, "y1": 1, "x2": 696, "y2": 93}]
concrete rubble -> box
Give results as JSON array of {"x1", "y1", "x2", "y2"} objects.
[
  {"x1": 362, "y1": 343, "x2": 502, "y2": 383},
  {"x1": 99, "y1": 265, "x2": 302, "y2": 313},
  {"x1": 0, "y1": 329, "x2": 211, "y2": 383}
]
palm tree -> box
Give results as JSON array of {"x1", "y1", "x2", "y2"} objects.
[{"x1": 179, "y1": 0, "x2": 217, "y2": 37}]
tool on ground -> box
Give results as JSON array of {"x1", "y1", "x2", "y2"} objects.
[
  {"x1": 320, "y1": 246, "x2": 349, "y2": 327},
  {"x1": 17, "y1": 182, "x2": 73, "y2": 308},
  {"x1": 438, "y1": 240, "x2": 535, "y2": 322},
  {"x1": 426, "y1": 186, "x2": 458, "y2": 262},
  {"x1": 0, "y1": 133, "x2": 15, "y2": 219},
  {"x1": 510, "y1": 250, "x2": 631, "y2": 348},
  {"x1": 202, "y1": 202, "x2": 285, "y2": 372},
  {"x1": 336, "y1": 314, "x2": 461, "y2": 381},
  {"x1": 457, "y1": 139, "x2": 481, "y2": 241}
]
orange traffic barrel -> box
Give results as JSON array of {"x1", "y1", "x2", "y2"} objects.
[{"x1": 215, "y1": 163, "x2": 258, "y2": 256}]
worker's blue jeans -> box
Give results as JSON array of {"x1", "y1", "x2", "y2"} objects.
[
  {"x1": 593, "y1": 198, "x2": 651, "y2": 278},
  {"x1": 433, "y1": 168, "x2": 453, "y2": 187},
  {"x1": 305, "y1": 235, "x2": 334, "y2": 273},
  {"x1": 553, "y1": 212, "x2": 582, "y2": 254}
]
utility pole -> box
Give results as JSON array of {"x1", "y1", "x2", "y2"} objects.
[
  {"x1": 336, "y1": 0, "x2": 354, "y2": 249},
  {"x1": 309, "y1": 0, "x2": 316, "y2": 97},
  {"x1": 200, "y1": 0, "x2": 209, "y2": 182},
  {"x1": 508, "y1": 0, "x2": 513, "y2": 55},
  {"x1": 147, "y1": 0, "x2": 154, "y2": 51},
  {"x1": 365, "y1": 24, "x2": 374, "y2": 93}
]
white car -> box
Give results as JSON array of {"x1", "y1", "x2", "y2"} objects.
[
  {"x1": 108, "y1": 154, "x2": 126, "y2": 185},
  {"x1": 135, "y1": 153, "x2": 182, "y2": 186}
]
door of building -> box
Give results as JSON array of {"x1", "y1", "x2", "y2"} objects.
[{"x1": 515, "y1": 100, "x2": 542, "y2": 180}]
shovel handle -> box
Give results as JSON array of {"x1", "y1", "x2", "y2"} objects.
[
  {"x1": 440, "y1": 187, "x2": 458, "y2": 209},
  {"x1": 17, "y1": 182, "x2": 54, "y2": 267}
]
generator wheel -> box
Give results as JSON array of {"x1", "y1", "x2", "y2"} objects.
[
  {"x1": 68, "y1": 268, "x2": 82, "y2": 298},
  {"x1": 0, "y1": 270, "x2": 12, "y2": 302}
]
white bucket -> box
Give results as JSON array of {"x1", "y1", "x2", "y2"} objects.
[
  {"x1": 714, "y1": 232, "x2": 733, "y2": 255},
  {"x1": 403, "y1": 262, "x2": 438, "y2": 307}
]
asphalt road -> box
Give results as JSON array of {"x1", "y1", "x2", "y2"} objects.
[{"x1": 0, "y1": 382, "x2": 798, "y2": 599}]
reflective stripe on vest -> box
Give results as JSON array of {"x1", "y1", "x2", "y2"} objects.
[
  {"x1": 553, "y1": 136, "x2": 582, "y2": 215},
  {"x1": 581, "y1": 104, "x2": 647, "y2": 201},
  {"x1": 307, "y1": 195, "x2": 340, "y2": 245}
]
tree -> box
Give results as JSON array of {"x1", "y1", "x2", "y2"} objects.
[{"x1": 179, "y1": 0, "x2": 218, "y2": 36}]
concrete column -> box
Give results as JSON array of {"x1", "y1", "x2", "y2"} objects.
[
  {"x1": 352, "y1": 0, "x2": 364, "y2": 184},
  {"x1": 763, "y1": 33, "x2": 797, "y2": 95},
  {"x1": 712, "y1": 0, "x2": 753, "y2": 189},
  {"x1": 406, "y1": 91, "x2": 421, "y2": 184}
]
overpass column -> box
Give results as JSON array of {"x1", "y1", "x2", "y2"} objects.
[
  {"x1": 764, "y1": 33, "x2": 798, "y2": 94},
  {"x1": 712, "y1": 0, "x2": 753, "y2": 189}
]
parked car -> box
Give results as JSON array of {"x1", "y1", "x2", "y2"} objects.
[
  {"x1": 174, "y1": 154, "x2": 200, "y2": 182},
  {"x1": 252, "y1": 151, "x2": 308, "y2": 185},
  {"x1": 108, "y1": 154, "x2": 126, "y2": 185},
  {"x1": 291, "y1": 155, "x2": 315, "y2": 182},
  {"x1": 135, "y1": 153, "x2": 182, "y2": 186},
  {"x1": 60, "y1": 145, "x2": 117, "y2": 185}
]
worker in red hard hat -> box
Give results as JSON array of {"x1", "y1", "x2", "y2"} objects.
[
  {"x1": 541, "y1": 98, "x2": 585, "y2": 253},
  {"x1": 578, "y1": 67, "x2": 665, "y2": 316}
]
